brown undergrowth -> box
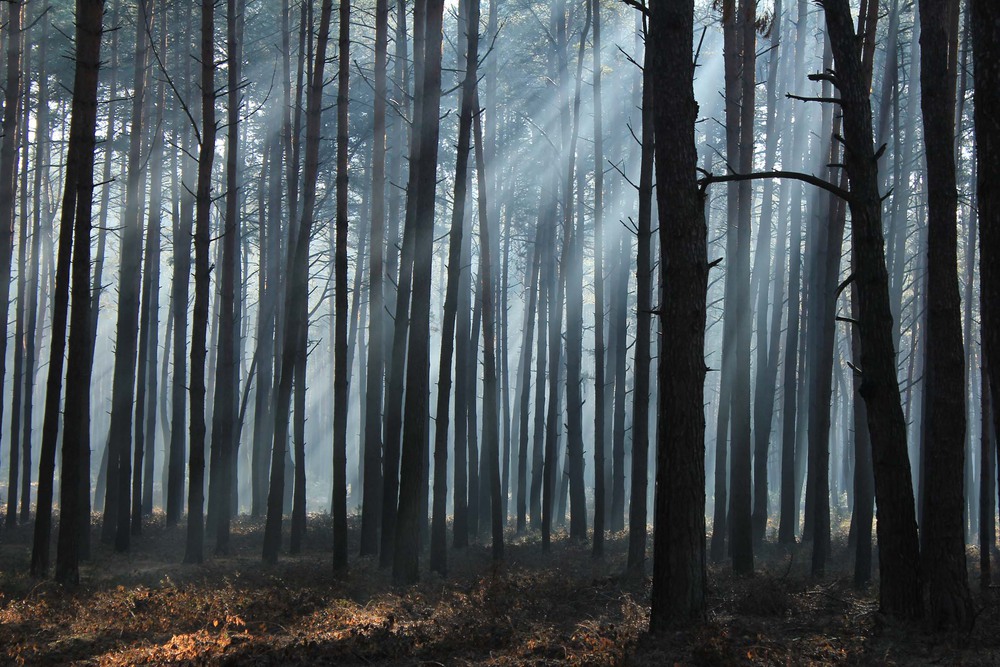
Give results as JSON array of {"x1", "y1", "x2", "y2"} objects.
[{"x1": 1, "y1": 513, "x2": 998, "y2": 665}]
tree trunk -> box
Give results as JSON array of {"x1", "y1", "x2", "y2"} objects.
[
  {"x1": 393, "y1": 0, "x2": 446, "y2": 584},
  {"x1": 53, "y1": 0, "x2": 106, "y2": 584},
  {"x1": 649, "y1": 0, "x2": 708, "y2": 629},
  {"x1": 0, "y1": 0, "x2": 25, "y2": 520},
  {"x1": 430, "y1": 0, "x2": 479, "y2": 574},
  {"x1": 186, "y1": 0, "x2": 219, "y2": 565},
  {"x1": 821, "y1": 0, "x2": 922, "y2": 619},
  {"x1": 208, "y1": 0, "x2": 245, "y2": 555},
  {"x1": 262, "y1": 0, "x2": 333, "y2": 565},
  {"x1": 168, "y1": 0, "x2": 196, "y2": 527},
  {"x1": 102, "y1": 0, "x2": 151, "y2": 552},
  {"x1": 918, "y1": 0, "x2": 974, "y2": 630},
  {"x1": 627, "y1": 39, "x2": 653, "y2": 575},
  {"x1": 332, "y1": 0, "x2": 352, "y2": 571}
]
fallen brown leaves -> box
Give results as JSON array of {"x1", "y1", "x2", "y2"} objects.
[{"x1": 1, "y1": 514, "x2": 999, "y2": 665}]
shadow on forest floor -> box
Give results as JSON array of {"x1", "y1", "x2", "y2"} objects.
[{"x1": 2, "y1": 512, "x2": 999, "y2": 664}]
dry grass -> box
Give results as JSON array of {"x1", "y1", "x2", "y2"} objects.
[{"x1": 1, "y1": 513, "x2": 998, "y2": 665}]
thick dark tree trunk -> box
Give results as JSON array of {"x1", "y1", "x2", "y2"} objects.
[
  {"x1": 918, "y1": 0, "x2": 974, "y2": 630},
  {"x1": 649, "y1": 0, "x2": 708, "y2": 629},
  {"x1": 53, "y1": 0, "x2": 105, "y2": 584}
]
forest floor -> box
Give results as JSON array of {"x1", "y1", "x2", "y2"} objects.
[{"x1": 1, "y1": 513, "x2": 999, "y2": 665}]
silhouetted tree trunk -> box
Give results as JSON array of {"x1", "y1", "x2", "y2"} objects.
[
  {"x1": 262, "y1": 0, "x2": 333, "y2": 565},
  {"x1": 54, "y1": 0, "x2": 106, "y2": 584},
  {"x1": 918, "y1": 0, "x2": 974, "y2": 630},
  {"x1": 591, "y1": 0, "x2": 606, "y2": 557},
  {"x1": 360, "y1": 0, "x2": 389, "y2": 558},
  {"x1": 208, "y1": 0, "x2": 245, "y2": 555},
  {"x1": 186, "y1": 0, "x2": 219, "y2": 565},
  {"x1": 381, "y1": 0, "x2": 421, "y2": 567},
  {"x1": 20, "y1": 15, "x2": 49, "y2": 525},
  {"x1": 0, "y1": 0, "x2": 25, "y2": 530},
  {"x1": 821, "y1": 0, "x2": 922, "y2": 619},
  {"x1": 137, "y1": 15, "x2": 167, "y2": 521},
  {"x1": 430, "y1": 0, "x2": 478, "y2": 574},
  {"x1": 627, "y1": 31, "x2": 653, "y2": 575},
  {"x1": 728, "y1": 0, "x2": 755, "y2": 576},
  {"x1": 750, "y1": 0, "x2": 783, "y2": 542},
  {"x1": 394, "y1": 0, "x2": 445, "y2": 584},
  {"x1": 168, "y1": 0, "x2": 196, "y2": 527},
  {"x1": 648, "y1": 0, "x2": 708, "y2": 629},
  {"x1": 7, "y1": 18, "x2": 31, "y2": 528},
  {"x1": 473, "y1": 91, "x2": 504, "y2": 561},
  {"x1": 102, "y1": 0, "x2": 151, "y2": 552},
  {"x1": 332, "y1": 0, "x2": 351, "y2": 572}
]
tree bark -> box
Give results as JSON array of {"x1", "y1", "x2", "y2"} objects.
[
  {"x1": 54, "y1": 0, "x2": 106, "y2": 584},
  {"x1": 649, "y1": 0, "x2": 707, "y2": 628}
]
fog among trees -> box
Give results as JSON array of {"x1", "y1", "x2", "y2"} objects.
[{"x1": 1, "y1": 0, "x2": 999, "y2": 661}]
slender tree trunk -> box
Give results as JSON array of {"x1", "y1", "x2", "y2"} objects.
[
  {"x1": 628, "y1": 36, "x2": 653, "y2": 574},
  {"x1": 262, "y1": 0, "x2": 333, "y2": 564},
  {"x1": 393, "y1": 0, "x2": 446, "y2": 584},
  {"x1": 332, "y1": 0, "x2": 352, "y2": 571},
  {"x1": 381, "y1": 0, "x2": 423, "y2": 568},
  {"x1": 168, "y1": 0, "x2": 195, "y2": 527},
  {"x1": 208, "y1": 0, "x2": 245, "y2": 555},
  {"x1": 360, "y1": 0, "x2": 389, "y2": 558},
  {"x1": 20, "y1": 15, "x2": 49, "y2": 525},
  {"x1": 7, "y1": 22, "x2": 31, "y2": 528},
  {"x1": 0, "y1": 0, "x2": 25, "y2": 533},
  {"x1": 186, "y1": 0, "x2": 219, "y2": 565},
  {"x1": 430, "y1": 0, "x2": 479, "y2": 574},
  {"x1": 473, "y1": 90, "x2": 503, "y2": 560},
  {"x1": 591, "y1": 0, "x2": 606, "y2": 557},
  {"x1": 138, "y1": 17, "x2": 167, "y2": 521}
]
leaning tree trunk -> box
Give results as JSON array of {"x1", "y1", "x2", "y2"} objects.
[
  {"x1": 821, "y1": 0, "x2": 922, "y2": 620},
  {"x1": 649, "y1": 0, "x2": 708, "y2": 629}
]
